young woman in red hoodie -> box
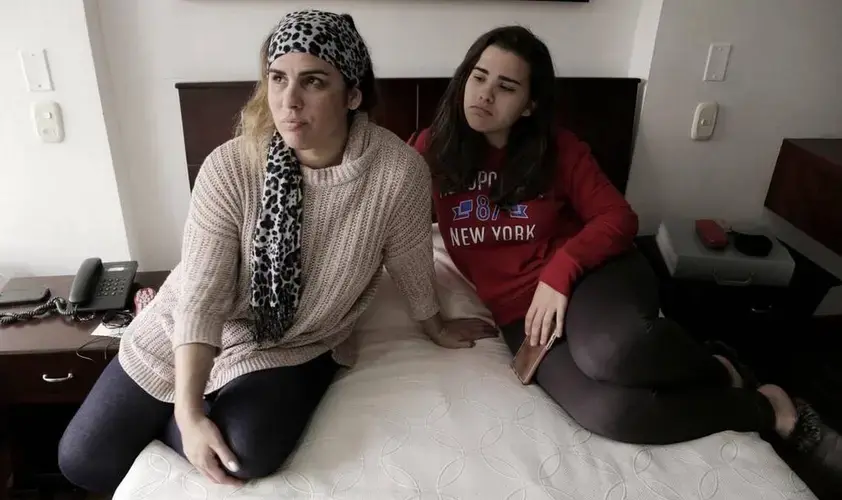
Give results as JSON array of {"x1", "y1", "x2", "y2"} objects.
[{"x1": 414, "y1": 25, "x2": 840, "y2": 478}]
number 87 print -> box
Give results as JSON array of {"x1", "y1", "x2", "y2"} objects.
[{"x1": 452, "y1": 195, "x2": 528, "y2": 222}]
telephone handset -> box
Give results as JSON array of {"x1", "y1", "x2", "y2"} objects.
[{"x1": 69, "y1": 258, "x2": 138, "y2": 313}]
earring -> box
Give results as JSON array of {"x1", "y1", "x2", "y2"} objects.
[{"x1": 522, "y1": 102, "x2": 536, "y2": 117}]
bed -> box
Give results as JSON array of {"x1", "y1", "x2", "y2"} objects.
[
  {"x1": 110, "y1": 77, "x2": 817, "y2": 499},
  {"x1": 113, "y1": 227, "x2": 815, "y2": 500}
]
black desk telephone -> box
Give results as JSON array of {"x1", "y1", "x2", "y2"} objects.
[
  {"x1": 0, "y1": 258, "x2": 139, "y2": 326},
  {"x1": 69, "y1": 258, "x2": 138, "y2": 313}
]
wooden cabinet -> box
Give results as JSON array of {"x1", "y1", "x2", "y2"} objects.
[
  {"x1": 0, "y1": 353, "x2": 113, "y2": 405},
  {"x1": 638, "y1": 231, "x2": 842, "y2": 435},
  {"x1": 0, "y1": 272, "x2": 168, "y2": 496},
  {"x1": 765, "y1": 138, "x2": 842, "y2": 258}
]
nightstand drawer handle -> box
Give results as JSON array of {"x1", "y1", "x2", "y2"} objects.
[
  {"x1": 42, "y1": 372, "x2": 74, "y2": 383},
  {"x1": 713, "y1": 270, "x2": 754, "y2": 287}
]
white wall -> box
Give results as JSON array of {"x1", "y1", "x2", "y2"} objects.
[
  {"x1": 0, "y1": 0, "x2": 130, "y2": 277},
  {"x1": 626, "y1": 0, "x2": 842, "y2": 233},
  {"x1": 9, "y1": 0, "x2": 840, "y2": 283},
  {"x1": 94, "y1": 0, "x2": 645, "y2": 271},
  {"x1": 83, "y1": 0, "x2": 144, "y2": 277},
  {"x1": 627, "y1": 0, "x2": 663, "y2": 80}
]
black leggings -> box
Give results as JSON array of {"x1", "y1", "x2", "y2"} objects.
[
  {"x1": 501, "y1": 249, "x2": 777, "y2": 445},
  {"x1": 58, "y1": 352, "x2": 338, "y2": 493}
]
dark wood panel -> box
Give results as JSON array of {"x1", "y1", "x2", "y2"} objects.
[
  {"x1": 177, "y1": 83, "x2": 257, "y2": 166},
  {"x1": 555, "y1": 78, "x2": 640, "y2": 194},
  {"x1": 0, "y1": 352, "x2": 113, "y2": 404},
  {"x1": 7, "y1": 403, "x2": 83, "y2": 491},
  {"x1": 175, "y1": 77, "x2": 641, "y2": 194},
  {"x1": 765, "y1": 138, "x2": 842, "y2": 257},
  {"x1": 788, "y1": 138, "x2": 842, "y2": 166},
  {"x1": 371, "y1": 79, "x2": 419, "y2": 141},
  {"x1": 188, "y1": 163, "x2": 203, "y2": 186},
  {"x1": 416, "y1": 78, "x2": 451, "y2": 133}
]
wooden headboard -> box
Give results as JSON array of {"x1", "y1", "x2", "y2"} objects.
[{"x1": 175, "y1": 77, "x2": 641, "y2": 193}]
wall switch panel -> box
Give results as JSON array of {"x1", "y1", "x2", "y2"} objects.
[
  {"x1": 691, "y1": 101, "x2": 718, "y2": 140},
  {"x1": 19, "y1": 49, "x2": 54, "y2": 91},
  {"x1": 703, "y1": 43, "x2": 732, "y2": 82},
  {"x1": 32, "y1": 101, "x2": 64, "y2": 143}
]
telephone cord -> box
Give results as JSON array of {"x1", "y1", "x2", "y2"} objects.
[{"x1": 0, "y1": 297, "x2": 93, "y2": 326}]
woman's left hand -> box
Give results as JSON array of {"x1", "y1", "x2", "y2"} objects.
[
  {"x1": 445, "y1": 318, "x2": 499, "y2": 342},
  {"x1": 525, "y1": 282, "x2": 568, "y2": 346},
  {"x1": 428, "y1": 319, "x2": 498, "y2": 349}
]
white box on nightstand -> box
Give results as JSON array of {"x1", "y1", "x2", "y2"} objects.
[{"x1": 655, "y1": 218, "x2": 795, "y2": 287}]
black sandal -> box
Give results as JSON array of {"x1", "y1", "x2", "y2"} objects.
[
  {"x1": 705, "y1": 340, "x2": 759, "y2": 389},
  {"x1": 778, "y1": 400, "x2": 842, "y2": 496},
  {"x1": 788, "y1": 400, "x2": 825, "y2": 453}
]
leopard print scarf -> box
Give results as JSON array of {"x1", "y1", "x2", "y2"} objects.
[{"x1": 250, "y1": 10, "x2": 371, "y2": 345}]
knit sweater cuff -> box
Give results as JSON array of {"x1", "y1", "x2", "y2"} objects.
[
  {"x1": 386, "y1": 249, "x2": 440, "y2": 321},
  {"x1": 171, "y1": 312, "x2": 225, "y2": 351}
]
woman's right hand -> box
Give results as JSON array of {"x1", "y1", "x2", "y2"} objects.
[
  {"x1": 176, "y1": 409, "x2": 243, "y2": 486},
  {"x1": 174, "y1": 344, "x2": 239, "y2": 484}
]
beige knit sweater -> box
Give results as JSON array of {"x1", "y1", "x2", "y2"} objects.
[{"x1": 118, "y1": 113, "x2": 439, "y2": 402}]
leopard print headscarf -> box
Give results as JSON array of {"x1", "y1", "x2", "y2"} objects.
[{"x1": 250, "y1": 10, "x2": 371, "y2": 345}]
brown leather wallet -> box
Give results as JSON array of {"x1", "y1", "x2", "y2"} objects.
[{"x1": 511, "y1": 332, "x2": 560, "y2": 385}]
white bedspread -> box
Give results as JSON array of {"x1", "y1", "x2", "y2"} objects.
[{"x1": 112, "y1": 229, "x2": 816, "y2": 500}]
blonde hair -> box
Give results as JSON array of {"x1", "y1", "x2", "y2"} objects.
[{"x1": 236, "y1": 32, "x2": 275, "y2": 168}]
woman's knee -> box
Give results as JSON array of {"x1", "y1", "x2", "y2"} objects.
[
  {"x1": 222, "y1": 424, "x2": 297, "y2": 480},
  {"x1": 565, "y1": 251, "x2": 661, "y2": 382},
  {"x1": 535, "y1": 345, "x2": 645, "y2": 444},
  {"x1": 568, "y1": 319, "x2": 655, "y2": 383}
]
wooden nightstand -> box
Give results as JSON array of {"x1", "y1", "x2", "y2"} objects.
[
  {"x1": 635, "y1": 235, "x2": 842, "y2": 432},
  {"x1": 0, "y1": 271, "x2": 168, "y2": 499}
]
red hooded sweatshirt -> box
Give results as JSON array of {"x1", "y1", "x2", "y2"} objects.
[{"x1": 414, "y1": 128, "x2": 639, "y2": 327}]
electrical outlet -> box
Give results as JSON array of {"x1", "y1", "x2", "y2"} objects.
[
  {"x1": 32, "y1": 100, "x2": 64, "y2": 143},
  {"x1": 691, "y1": 102, "x2": 718, "y2": 140}
]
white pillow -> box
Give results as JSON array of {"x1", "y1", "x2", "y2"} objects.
[{"x1": 355, "y1": 224, "x2": 495, "y2": 334}]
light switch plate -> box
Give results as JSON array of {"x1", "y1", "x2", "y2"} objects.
[
  {"x1": 19, "y1": 49, "x2": 54, "y2": 92},
  {"x1": 703, "y1": 43, "x2": 732, "y2": 82},
  {"x1": 691, "y1": 101, "x2": 718, "y2": 140},
  {"x1": 32, "y1": 100, "x2": 64, "y2": 143}
]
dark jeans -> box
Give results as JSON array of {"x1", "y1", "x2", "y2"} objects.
[
  {"x1": 58, "y1": 352, "x2": 338, "y2": 493},
  {"x1": 501, "y1": 249, "x2": 777, "y2": 445}
]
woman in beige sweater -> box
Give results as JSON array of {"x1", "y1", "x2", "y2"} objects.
[{"x1": 58, "y1": 10, "x2": 494, "y2": 493}]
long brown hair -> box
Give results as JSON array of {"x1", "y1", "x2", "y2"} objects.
[{"x1": 425, "y1": 26, "x2": 557, "y2": 207}]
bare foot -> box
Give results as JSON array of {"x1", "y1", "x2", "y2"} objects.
[
  {"x1": 758, "y1": 384, "x2": 797, "y2": 437},
  {"x1": 713, "y1": 354, "x2": 743, "y2": 388}
]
